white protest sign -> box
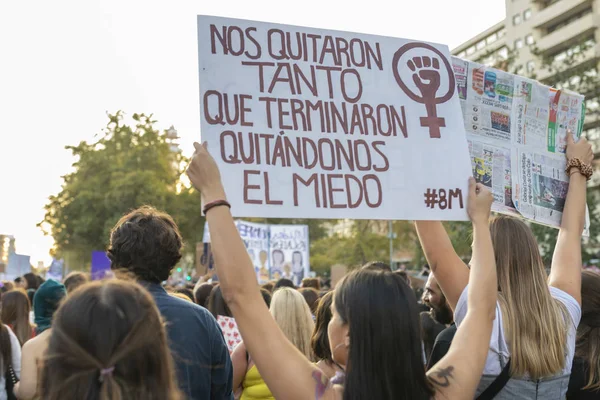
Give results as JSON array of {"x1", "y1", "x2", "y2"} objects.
[
  {"x1": 235, "y1": 220, "x2": 271, "y2": 283},
  {"x1": 197, "y1": 16, "x2": 473, "y2": 220},
  {"x1": 269, "y1": 224, "x2": 310, "y2": 285}
]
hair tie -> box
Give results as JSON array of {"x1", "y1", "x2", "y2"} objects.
[{"x1": 99, "y1": 366, "x2": 115, "y2": 382}]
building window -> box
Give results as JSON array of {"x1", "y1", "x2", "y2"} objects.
[
  {"x1": 466, "y1": 46, "x2": 476, "y2": 55},
  {"x1": 515, "y1": 39, "x2": 524, "y2": 49},
  {"x1": 527, "y1": 61, "x2": 535, "y2": 72},
  {"x1": 476, "y1": 40, "x2": 486, "y2": 50},
  {"x1": 513, "y1": 14, "x2": 522, "y2": 25},
  {"x1": 524, "y1": 9, "x2": 532, "y2": 21},
  {"x1": 525, "y1": 34, "x2": 534, "y2": 45},
  {"x1": 498, "y1": 47, "x2": 509, "y2": 59},
  {"x1": 458, "y1": 51, "x2": 466, "y2": 58},
  {"x1": 487, "y1": 33, "x2": 498, "y2": 45}
]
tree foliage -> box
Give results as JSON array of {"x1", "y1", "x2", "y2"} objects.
[
  {"x1": 39, "y1": 112, "x2": 204, "y2": 270},
  {"x1": 309, "y1": 220, "x2": 473, "y2": 275}
]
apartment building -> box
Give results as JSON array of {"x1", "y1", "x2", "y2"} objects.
[
  {"x1": 452, "y1": 0, "x2": 600, "y2": 184},
  {"x1": 0, "y1": 235, "x2": 16, "y2": 273}
]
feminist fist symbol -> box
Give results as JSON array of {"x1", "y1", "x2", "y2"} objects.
[{"x1": 392, "y1": 43, "x2": 456, "y2": 139}]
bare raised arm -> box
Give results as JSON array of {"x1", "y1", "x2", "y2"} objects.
[
  {"x1": 548, "y1": 132, "x2": 593, "y2": 305},
  {"x1": 415, "y1": 221, "x2": 469, "y2": 310},
  {"x1": 231, "y1": 342, "x2": 248, "y2": 392},
  {"x1": 428, "y1": 179, "x2": 497, "y2": 400},
  {"x1": 187, "y1": 143, "x2": 335, "y2": 400}
]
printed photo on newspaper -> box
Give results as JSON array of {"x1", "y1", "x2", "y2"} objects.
[{"x1": 452, "y1": 57, "x2": 589, "y2": 232}]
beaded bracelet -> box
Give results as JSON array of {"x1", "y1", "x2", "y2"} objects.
[{"x1": 565, "y1": 157, "x2": 593, "y2": 181}]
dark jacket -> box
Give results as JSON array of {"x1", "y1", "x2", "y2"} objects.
[
  {"x1": 427, "y1": 323, "x2": 457, "y2": 370},
  {"x1": 146, "y1": 282, "x2": 233, "y2": 400}
]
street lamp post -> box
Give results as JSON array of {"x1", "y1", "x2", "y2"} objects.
[{"x1": 388, "y1": 221, "x2": 397, "y2": 269}]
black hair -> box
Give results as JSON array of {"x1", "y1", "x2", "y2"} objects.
[
  {"x1": 335, "y1": 268, "x2": 434, "y2": 400},
  {"x1": 24, "y1": 273, "x2": 40, "y2": 290},
  {"x1": 260, "y1": 288, "x2": 272, "y2": 308},
  {"x1": 274, "y1": 278, "x2": 295, "y2": 291},
  {"x1": 393, "y1": 270, "x2": 411, "y2": 286},
  {"x1": 107, "y1": 206, "x2": 183, "y2": 283},
  {"x1": 361, "y1": 261, "x2": 392, "y2": 272},
  {"x1": 174, "y1": 288, "x2": 194, "y2": 303},
  {"x1": 311, "y1": 291, "x2": 334, "y2": 362},
  {"x1": 207, "y1": 285, "x2": 232, "y2": 318},
  {"x1": 194, "y1": 283, "x2": 214, "y2": 307}
]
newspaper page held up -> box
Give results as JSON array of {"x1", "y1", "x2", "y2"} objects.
[
  {"x1": 453, "y1": 57, "x2": 518, "y2": 215},
  {"x1": 452, "y1": 57, "x2": 589, "y2": 232}
]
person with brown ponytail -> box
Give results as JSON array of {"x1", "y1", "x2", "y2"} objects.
[{"x1": 39, "y1": 280, "x2": 182, "y2": 400}]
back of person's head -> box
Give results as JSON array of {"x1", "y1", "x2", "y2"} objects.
[
  {"x1": 40, "y1": 280, "x2": 181, "y2": 400},
  {"x1": 489, "y1": 216, "x2": 567, "y2": 378},
  {"x1": 2, "y1": 281, "x2": 15, "y2": 293},
  {"x1": 63, "y1": 272, "x2": 90, "y2": 294},
  {"x1": 174, "y1": 288, "x2": 194, "y2": 303},
  {"x1": 299, "y1": 288, "x2": 320, "y2": 315},
  {"x1": 393, "y1": 270, "x2": 411, "y2": 286},
  {"x1": 107, "y1": 206, "x2": 183, "y2": 283},
  {"x1": 274, "y1": 278, "x2": 295, "y2": 291},
  {"x1": 193, "y1": 282, "x2": 214, "y2": 307},
  {"x1": 207, "y1": 285, "x2": 232, "y2": 318},
  {"x1": 26, "y1": 288, "x2": 35, "y2": 306},
  {"x1": 23, "y1": 273, "x2": 40, "y2": 290},
  {"x1": 361, "y1": 261, "x2": 392, "y2": 272},
  {"x1": 33, "y1": 279, "x2": 67, "y2": 334},
  {"x1": 1, "y1": 289, "x2": 32, "y2": 346},
  {"x1": 311, "y1": 291, "x2": 334, "y2": 363},
  {"x1": 170, "y1": 292, "x2": 193, "y2": 302},
  {"x1": 261, "y1": 282, "x2": 274, "y2": 293},
  {"x1": 260, "y1": 288, "x2": 272, "y2": 308},
  {"x1": 576, "y1": 270, "x2": 600, "y2": 390},
  {"x1": 270, "y1": 288, "x2": 314, "y2": 361},
  {"x1": 333, "y1": 267, "x2": 434, "y2": 399},
  {"x1": 301, "y1": 278, "x2": 320, "y2": 291}
]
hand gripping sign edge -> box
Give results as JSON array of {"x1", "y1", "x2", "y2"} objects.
[{"x1": 392, "y1": 42, "x2": 456, "y2": 139}]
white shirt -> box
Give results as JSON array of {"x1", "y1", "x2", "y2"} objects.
[
  {"x1": 455, "y1": 285, "x2": 580, "y2": 377},
  {"x1": 0, "y1": 326, "x2": 22, "y2": 400}
]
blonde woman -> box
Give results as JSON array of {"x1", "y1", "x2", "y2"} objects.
[
  {"x1": 416, "y1": 132, "x2": 593, "y2": 399},
  {"x1": 232, "y1": 288, "x2": 314, "y2": 399}
]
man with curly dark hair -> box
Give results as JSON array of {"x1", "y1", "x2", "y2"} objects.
[{"x1": 108, "y1": 206, "x2": 233, "y2": 400}]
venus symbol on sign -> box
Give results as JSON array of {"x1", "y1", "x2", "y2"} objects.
[{"x1": 392, "y1": 42, "x2": 456, "y2": 139}]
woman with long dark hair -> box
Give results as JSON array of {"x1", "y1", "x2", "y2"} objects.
[
  {"x1": 187, "y1": 142, "x2": 498, "y2": 399},
  {"x1": 1, "y1": 290, "x2": 35, "y2": 346},
  {"x1": 0, "y1": 317, "x2": 21, "y2": 400},
  {"x1": 39, "y1": 280, "x2": 182, "y2": 399},
  {"x1": 311, "y1": 291, "x2": 343, "y2": 379}
]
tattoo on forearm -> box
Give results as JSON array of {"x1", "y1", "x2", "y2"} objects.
[
  {"x1": 429, "y1": 366, "x2": 454, "y2": 388},
  {"x1": 313, "y1": 370, "x2": 329, "y2": 399}
]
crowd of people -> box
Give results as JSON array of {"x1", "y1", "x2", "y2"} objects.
[{"x1": 0, "y1": 132, "x2": 595, "y2": 399}]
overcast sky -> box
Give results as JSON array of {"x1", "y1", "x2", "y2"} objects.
[{"x1": 0, "y1": 0, "x2": 506, "y2": 264}]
